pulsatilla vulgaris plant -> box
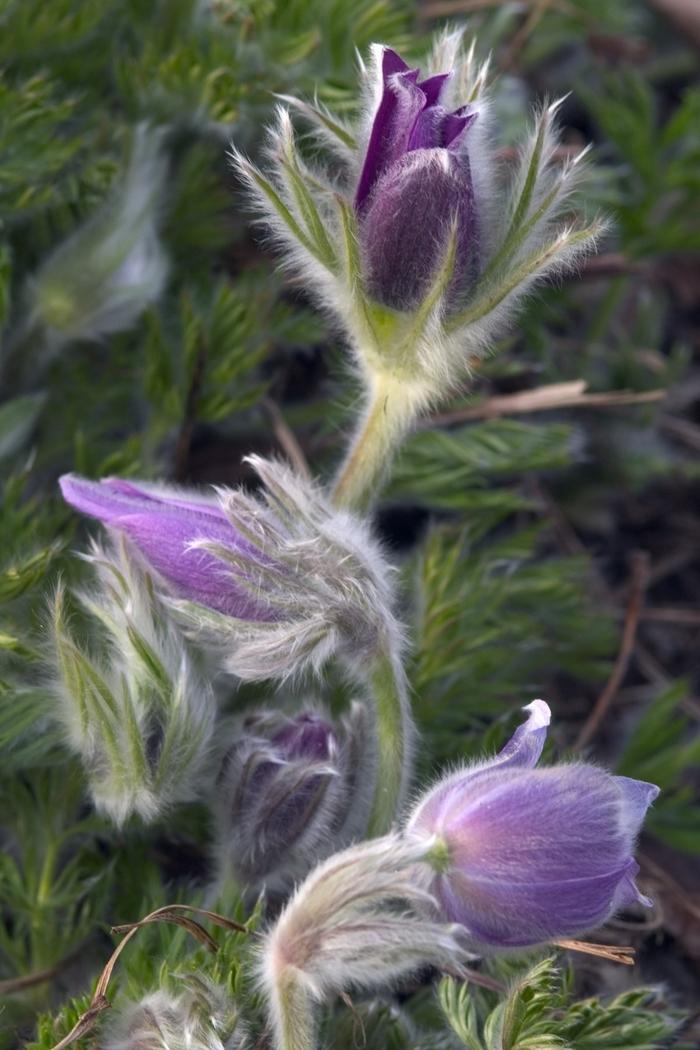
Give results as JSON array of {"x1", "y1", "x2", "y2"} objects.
[
  {"x1": 47, "y1": 29, "x2": 663, "y2": 1050},
  {"x1": 232, "y1": 28, "x2": 601, "y2": 508}
]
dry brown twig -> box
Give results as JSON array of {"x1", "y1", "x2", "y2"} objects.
[
  {"x1": 261, "y1": 396, "x2": 311, "y2": 479},
  {"x1": 574, "y1": 551, "x2": 651, "y2": 751},
  {"x1": 554, "y1": 939, "x2": 636, "y2": 965},
  {"x1": 428, "y1": 380, "x2": 665, "y2": 428}
]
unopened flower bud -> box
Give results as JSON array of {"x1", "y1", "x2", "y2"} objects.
[
  {"x1": 215, "y1": 703, "x2": 375, "y2": 892},
  {"x1": 51, "y1": 539, "x2": 216, "y2": 825},
  {"x1": 406, "y1": 700, "x2": 659, "y2": 949},
  {"x1": 60, "y1": 455, "x2": 399, "y2": 681},
  {"x1": 262, "y1": 835, "x2": 468, "y2": 1049},
  {"x1": 356, "y1": 48, "x2": 478, "y2": 312},
  {"x1": 107, "y1": 976, "x2": 243, "y2": 1050}
]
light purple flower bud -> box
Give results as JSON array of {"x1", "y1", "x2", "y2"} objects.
[
  {"x1": 59, "y1": 474, "x2": 273, "y2": 621},
  {"x1": 407, "y1": 700, "x2": 659, "y2": 949},
  {"x1": 356, "y1": 48, "x2": 478, "y2": 312},
  {"x1": 60, "y1": 460, "x2": 398, "y2": 682}
]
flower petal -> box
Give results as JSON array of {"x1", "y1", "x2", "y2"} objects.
[
  {"x1": 493, "y1": 698, "x2": 551, "y2": 770},
  {"x1": 355, "y1": 55, "x2": 425, "y2": 210},
  {"x1": 60, "y1": 474, "x2": 271, "y2": 618},
  {"x1": 434, "y1": 862, "x2": 636, "y2": 947},
  {"x1": 614, "y1": 776, "x2": 660, "y2": 838}
]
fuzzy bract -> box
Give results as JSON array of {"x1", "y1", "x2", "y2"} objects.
[
  {"x1": 51, "y1": 539, "x2": 217, "y2": 825},
  {"x1": 262, "y1": 834, "x2": 468, "y2": 1006},
  {"x1": 406, "y1": 700, "x2": 659, "y2": 949},
  {"x1": 106, "y1": 977, "x2": 243, "y2": 1050},
  {"x1": 60, "y1": 456, "x2": 399, "y2": 681}
]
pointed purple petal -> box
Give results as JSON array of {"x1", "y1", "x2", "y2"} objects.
[
  {"x1": 614, "y1": 776, "x2": 660, "y2": 837},
  {"x1": 613, "y1": 859, "x2": 654, "y2": 909},
  {"x1": 445, "y1": 109, "x2": 478, "y2": 150},
  {"x1": 381, "y1": 47, "x2": 410, "y2": 77},
  {"x1": 419, "y1": 72, "x2": 450, "y2": 107},
  {"x1": 493, "y1": 699, "x2": 551, "y2": 770},
  {"x1": 355, "y1": 59, "x2": 426, "y2": 210}
]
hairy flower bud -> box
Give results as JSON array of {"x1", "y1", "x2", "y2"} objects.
[
  {"x1": 406, "y1": 701, "x2": 659, "y2": 949},
  {"x1": 356, "y1": 48, "x2": 478, "y2": 312},
  {"x1": 51, "y1": 539, "x2": 216, "y2": 825},
  {"x1": 262, "y1": 835, "x2": 468, "y2": 1049},
  {"x1": 214, "y1": 703, "x2": 375, "y2": 892},
  {"x1": 232, "y1": 28, "x2": 602, "y2": 424},
  {"x1": 107, "y1": 977, "x2": 244, "y2": 1050},
  {"x1": 60, "y1": 456, "x2": 399, "y2": 681}
]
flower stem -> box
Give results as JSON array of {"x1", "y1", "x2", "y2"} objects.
[
  {"x1": 330, "y1": 371, "x2": 421, "y2": 513},
  {"x1": 366, "y1": 647, "x2": 413, "y2": 837},
  {"x1": 270, "y1": 967, "x2": 316, "y2": 1050}
]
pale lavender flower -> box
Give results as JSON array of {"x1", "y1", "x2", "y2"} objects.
[
  {"x1": 60, "y1": 456, "x2": 399, "y2": 680},
  {"x1": 407, "y1": 700, "x2": 659, "y2": 949},
  {"x1": 59, "y1": 474, "x2": 271, "y2": 620}
]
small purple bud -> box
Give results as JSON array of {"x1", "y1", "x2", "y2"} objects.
[
  {"x1": 215, "y1": 708, "x2": 361, "y2": 891},
  {"x1": 270, "y1": 711, "x2": 335, "y2": 762},
  {"x1": 356, "y1": 47, "x2": 478, "y2": 312},
  {"x1": 59, "y1": 474, "x2": 273, "y2": 621},
  {"x1": 407, "y1": 701, "x2": 659, "y2": 949}
]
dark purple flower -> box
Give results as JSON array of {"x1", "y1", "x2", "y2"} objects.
[
  {"x1": 356, "y1": 48, "x2": 478, "y2": 312},
  {"x1": 407, "y1": 700, "x2": 659, "y2": 949},
  {"x1": 59, "y1": 474, "x2": 272, "y2": 620}
]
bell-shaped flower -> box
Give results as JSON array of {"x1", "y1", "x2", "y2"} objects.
[
  {"x1": 59, "y1": 455, "x2": 398, "y2": 681},
  {"x1": 406, "y1": 700, "x2": 659, "y2": 949},
  {"x1": 214, "y1": 704, "x2": 375, "y2": 893}
]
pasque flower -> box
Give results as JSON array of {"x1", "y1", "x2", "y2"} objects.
[
  {"x1": 406, "y1": 700, "x2": 659, "y2": 949},
  {"x1": 60, "y1": 456, "x2": 399, "y2": 680},
  {"x1": 232, "y1": 30, "x2": 602, "y2": 509},
  {"x1": 214, "y1": 704, "x2": 375, "y2": 892}
]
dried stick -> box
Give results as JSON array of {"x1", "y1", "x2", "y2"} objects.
[{"x1": 574, "y1": 551, "x2": 650, "y2": 751}]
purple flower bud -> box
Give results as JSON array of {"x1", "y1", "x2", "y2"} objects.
[
  {"x1": 59, "y1": 474, "x2": 272, "y2": 621},
  {"x1": 356, "y1": 48, "x2": 478, "y2": 312},
  {"x1": 407, "y1": 700, "x2": 659, "y2": 949},
  {"x1": 215, "y1": 706, "x2": 372, "y2": 891}
]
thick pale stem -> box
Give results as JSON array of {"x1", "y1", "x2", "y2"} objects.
[
  {"x1": 270, "y1": 967, "x2": 316, "y2": 1050},
  {"x1": 330, "y1": 371, "x2": 421, "y2": 513},
  {"x1": 366, "y1": 647, "x2": 413, "y2": 837}
]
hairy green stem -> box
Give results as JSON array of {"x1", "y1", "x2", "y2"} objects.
[
  {"x1": 366, "y1": 647, "x2": 413, "y2": 837},
  {"x1": 330, "y1": 371, "x2": 422, "y2": 513},
  {"x1": 271, "y1": 967, "x2": 316, "y2": 1050}
]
